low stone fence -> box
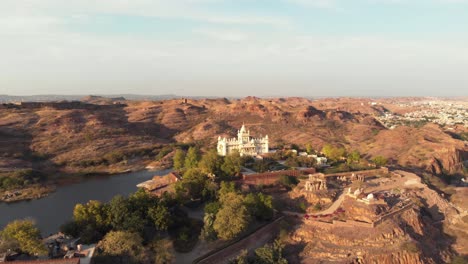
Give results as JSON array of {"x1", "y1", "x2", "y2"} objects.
[
  {"x1": 242, "y1": 168, "x2": 316, "y2": 185},
  {"x1": 374, "y1": 202, "x2": 414, "y2": 226},
  {"x1": 306, "y1": 219, "x2": 374, "y2": 229},
  {"x1": 304, "y1": 202, "x2": 414, "y2": 229},
  {"x1": 333, "y1": 220, "x2": 374, "y2": 228},
  {"x1": 324, "y1": 167, "x2": 389, "y2": 179}
]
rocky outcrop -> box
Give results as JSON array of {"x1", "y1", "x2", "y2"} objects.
[{"x1": 428, "y1": 148, "x2": 468, "y2": 175}]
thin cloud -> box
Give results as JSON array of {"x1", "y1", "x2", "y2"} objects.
[
  {"x1": 194, "y1": 28, "x2": 248, "y2": 42},
  {"x1": 286, "y1": 0, "x2": 337, "y2": 8},
  {"x1": 1, "y1": 0, "x2": 291, "y2": 28}
]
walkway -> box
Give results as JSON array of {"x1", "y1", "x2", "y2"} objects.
[
  {"x1": 283, "y1": 192, "x2": 346, "y2": 217},
  {"x1": 311, "y1": 192, "x2": 346, "y2": 216}
]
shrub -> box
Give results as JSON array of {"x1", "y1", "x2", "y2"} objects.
[
  {"x1": 400, "y1": 241, "x2": 420, "y2": 253},
  {"x1": 277, "y1": 175, "x2": 299, "y2": 190}
]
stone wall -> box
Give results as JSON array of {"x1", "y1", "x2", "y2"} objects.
[
  {"x1": 306, "y1": 219, "x2": 374, "y2": 228},
  {"x1": 333, "y1": 220, "x2": 374, "y2": 228},
  {"x1": 374, "y1": 203, "x2": 415, "y2": 226},
  {"x1": 325, "y1": 167, "x2": 389, "y2": 178},
  {"x1": 242, "y1": 168, "x2": 316, "y2": 185}
]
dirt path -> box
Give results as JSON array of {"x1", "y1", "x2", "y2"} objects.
[
  {"x1": 310, "y1": 192, "x2": 345, "y2": 216},
  {"x1": 283, "y1": 192, "x2": 346, "y2": 218}
]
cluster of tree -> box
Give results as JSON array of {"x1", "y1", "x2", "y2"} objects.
[
  {"x1": 0, "y1": 219, "x2": 47, "y2": 256},
  {"x1": 0, "y1": 169, "x2": 45, "y2": 190},
  {"x1": 321, "y1": 145, "x2": 389, "y2": 168},
  {"x1": 372, "y1": 155, "x2": 388, "y2": 167},
  {"x1": 174, "y1": 168, "x2": 217, "y2": 202},
  {"x1": 173, "y1": 147, "x2": 243, "y2": 178},
  {"x1": 284, "y1": 155, "x2": 316, "y2": 168},
  {"x1": 61, "y1": 189, "x2": 172, "y2": 244},
  {"x1": 321, "y1": 144, "x2": 346, "y2": 162},
  {"x1": 229, "y1": 239, "x2": 288, "y2": 264},
  {"x1": 201, "y1": 182, "x2": 275, "y2": 241},
  {"x1": 346, "y1": 150, "x2": 361, "y2": 164},
  {"x1": 92, "y1": 231, "x2": 173, "y2": 264}
]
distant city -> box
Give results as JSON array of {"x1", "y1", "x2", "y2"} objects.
[{"x1": 376, "y1": 99, "x2": 468, "y2": 128}]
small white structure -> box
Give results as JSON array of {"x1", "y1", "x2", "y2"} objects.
[
  {"x1": 217, "y1": 124, "x2": 269, "y2": 156},
  {"x1": 353, "y1": 188, "x2": 362, "y2": 196},
  {"x1": 307, "y1": 154, "x2": 328, "y2": 166}
]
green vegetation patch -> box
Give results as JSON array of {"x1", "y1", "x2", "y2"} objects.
[
  {"x1": 400, "y1": 241, "x2": 420, "y2": 253},
  {"x1": 0, "y1": 169, "x2": 45, "y2": 191}
]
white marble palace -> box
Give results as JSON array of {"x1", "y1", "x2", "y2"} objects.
[{"x1": 217, "y1": 124, "x2": 269, "y2": 156}]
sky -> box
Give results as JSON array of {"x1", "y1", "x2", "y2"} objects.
[{"x1": 1, "y1": 0, "x2": 468, "y2": 97}]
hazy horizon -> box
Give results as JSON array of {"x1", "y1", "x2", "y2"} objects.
[{"x1": 1, "y1": 0, "x2": 468, "y2": 97}]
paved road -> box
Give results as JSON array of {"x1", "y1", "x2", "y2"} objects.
[
  {"x1": 311, "y1": 192, "x2": 346, "y2": 216},
  {"x1": 283, "y1": 192, "x2": 346, "y2": 217}
]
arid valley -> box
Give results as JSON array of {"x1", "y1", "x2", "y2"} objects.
[{"x1": 0, "y1": 96, "x2": 467, "y2": 263}]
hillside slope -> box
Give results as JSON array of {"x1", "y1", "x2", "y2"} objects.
[{"x1": 0, "y1": 98, "x2": 466, "y2": 178}]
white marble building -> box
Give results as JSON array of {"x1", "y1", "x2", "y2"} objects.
[{"x1": 217, "y1": 124, "x2": 269, "y2": 156}]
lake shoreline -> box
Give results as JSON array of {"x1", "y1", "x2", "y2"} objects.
[
  {"x1": 0, "y1": 169, "x2": 169, "y2": 235},
  {"x1": 0, "y1": 166, "x2": 170, "y2": 204}
]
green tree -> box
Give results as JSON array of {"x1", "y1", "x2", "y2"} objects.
[
  {"x1": 184, "y1": 146, "x2": 200, "y2": 169},
  {"x1": 253, "y1": 239, "x2": 288, "y2": 264},
  {"x1": 347, "y1": 150, "x2": 361, "y2": 164},
  {"x1": 253, "y1": 160, "x2": 270, "y2": 173},
  {"x1": 373, "y1": 155, "x2": 388, "y2": 167},
  {"x1": 218, "y1": 181, "x2": 238, "y2": 202},
  {"x1": 285, "y1": 156, "x2": 299, "y2": 168},
  {"x1": 151, "y1": 238, "x2": 174, "y2": 264},
  {"x1": 108, "y1": 195, "x2": 145, "y2": 232},
  {"x1": 199, "y1": 149, "x2": 223, "y2": 176},
  {"x1": 229, "y1": 249, "x2": 248, "y2": 264},
  {"x1": 204, "y1": 201, "x2": 221, "y2": 215},
  {"x1": 73, "y1": 200, "x2": 109, "y2": 228},
  {"x1": 297, "y1": 156, "x2": 316, "y2": 168},
  {"x1": 244, "y1": 193, "x2": 274, "y2": 221},
  {"x1": 175, "y1": 169, "x2": 213, "y2": 200},
  {"x1": 321, "y1": 144, "x2": 346, "y2": 162},
  {"x1": 173, "y1": 149, "x2": 186, "y2": 171},
  {"x1": 71, "y1": 200, "x2": 111, "y2": 243},
  {"x1": 305, "y1": 143, "x2": 313, "y2": 154},
  {"x1": 129, "y1": 189, "x2": 159, "y2": 218},
  {"x1": 201, "y1": 213, "x2": 217, "y2": 241},
  {"x1": 0, "y1": 219, "x2": 47, "y2": 255},
  {"x1": 213, "y1": 192, "x2": 249, "y2": 240},
  {"x1": 100, "y1": 231, "x2": 143, "y2": 264},
  {"x1": 148, "y1": 204, "x2": 170, "y2": 231},
  {"x1": 221, "y1": 151, "x2": 242, "y2": 176}
]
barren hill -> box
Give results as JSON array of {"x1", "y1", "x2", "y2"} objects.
[{"x1": 0, "y1": 97, "x2": 466, "y2": 178}]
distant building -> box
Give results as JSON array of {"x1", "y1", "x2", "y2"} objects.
[
  {"x1": 136, "y1": 172, "x2": 180, "y2": 196},
  {"x1": 217, "y1": 124, "x2": 268, "y2": 156}
]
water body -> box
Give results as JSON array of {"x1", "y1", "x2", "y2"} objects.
[{"x1": 0, "y1": 169, "x2": 169, "y2": 235}]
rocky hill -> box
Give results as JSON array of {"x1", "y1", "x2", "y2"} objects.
[{"x1": 0, "y1": 97, "x2": 466, "y2": 178}]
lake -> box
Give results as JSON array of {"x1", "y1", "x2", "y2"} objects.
[{"x1": 0, "y1": 169, "x2": 170, "y2": 235}]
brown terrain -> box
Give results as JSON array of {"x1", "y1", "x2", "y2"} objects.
[
  {"x1": 0, "y1": 96, "x2": 467, "y2": 262},
  {"x1": 281, "y1": 170, "x2": 467, "y2": 264},
  {"x1": 0, "y1": 96, "x2": 466, "y2": 177}
]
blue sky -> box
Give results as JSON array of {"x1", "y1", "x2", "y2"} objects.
[{"x1": 1, "y1": 0, "x2": 467, "y2": 97}]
